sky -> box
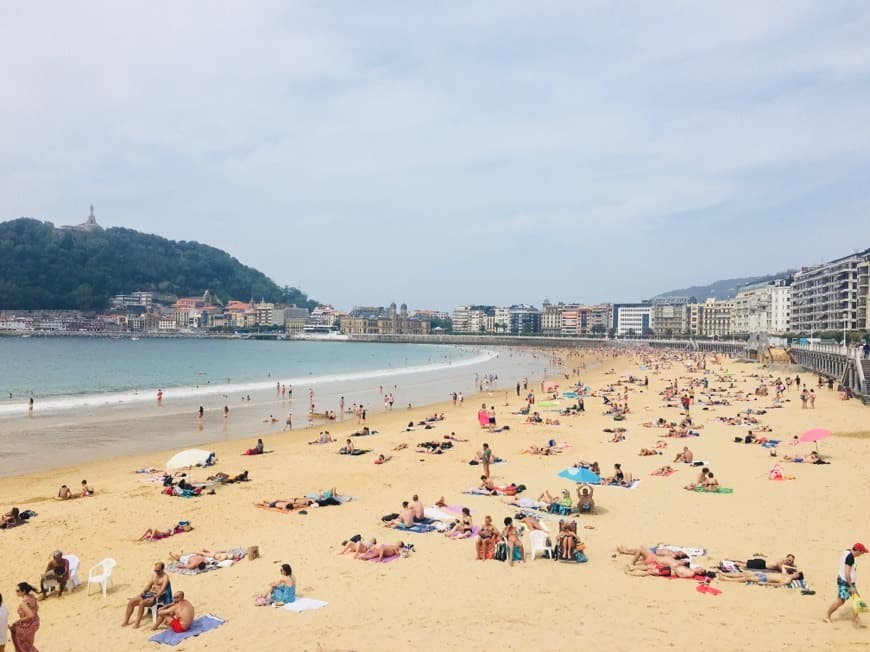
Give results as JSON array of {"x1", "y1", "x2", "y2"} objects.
[{"x1": 2, "y1": 1, "x2": 869, "y2": 312}]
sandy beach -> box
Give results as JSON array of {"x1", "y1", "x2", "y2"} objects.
[{"x1": 1, "y1": 345, "x2": 868, "y2": 651}]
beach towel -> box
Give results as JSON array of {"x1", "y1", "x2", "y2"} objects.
[
  {"x1": 282, "y1": 597, "x2": 328, "y2": 612},
  {"x1": 395, "y1": 522, "x2": 437, "y2": 534},
  {"x1": 694, "y1": 486, "x2": 733, "y2": 494},
  {"x1": 658, "y1": 545, "x2": 707, "y2": 557},
  {"x1": 744, "y1": 576, "x2": 811, "y2": 590},
  {"x1": 448, "y1": 525, "x2": 480, "y2": 539},
  {"x1": 605, "y1": 480, "x2": 640, "y2": 489},
  {"x1": 148, "y1": 614, "x2": 225, "y2": 645},
  {"x1": 424, "y1": 506, "x2": 467, "y2": 522},
  {"x1": 166, "y1": 561, "x2": 221, "y2": 575},
  {"x1": 464, "y1": 488, "x2": 497, "y2": 496}
]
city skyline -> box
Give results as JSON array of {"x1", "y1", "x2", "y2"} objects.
[{"x1": 2, "y1": 3, "x2": 870, "y2": 310}]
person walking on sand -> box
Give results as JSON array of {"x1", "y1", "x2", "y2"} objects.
[
  {"x1": 157, "y1": 389, "x2": 163, "y2": 406},
  {"x1": 283, "y1": 411, "x2": 292, "y2": 431},
  {"x1": 10, "y1": 582, "x2": 40, "y2": 651},
  {"x1": 825, "y1": 542, "x2": 867, "y2": 624}
]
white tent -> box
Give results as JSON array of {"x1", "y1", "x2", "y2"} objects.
[{"x1": 166, "y1": 449, "x2": 215, "y2": 470}]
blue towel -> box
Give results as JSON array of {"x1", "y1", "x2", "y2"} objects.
[
  {"x1": 396, "y1": 523, "x2": 436, "y2": 534},
  {"x1": 148, "y1": 614, "x2": 225, "y2": 645}
]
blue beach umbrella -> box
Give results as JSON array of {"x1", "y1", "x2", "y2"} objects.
[{"x1": 557, "y1": 467, "x2": 601, "y2": 484}]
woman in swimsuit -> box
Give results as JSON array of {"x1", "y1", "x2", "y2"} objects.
[
  {"x1": 444, "y1": 508, "x2": 473, "y2": 538},
  {"x1": 475, "y1": 516, "x2": 498, "y2": 560}
]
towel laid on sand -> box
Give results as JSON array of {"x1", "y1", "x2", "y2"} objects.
[
  {"x1": 658, "y1": 544, "x2": 707, "y2": 557},
  {"x1": 694, "y1": 486, "x2": 733, "y2": 494},
  {"x1": 282, "y1": 597, "x2": 328, "y2": 612},
  {"x1": 148, "y1": 614, "x2": 224, "y2": 645}
]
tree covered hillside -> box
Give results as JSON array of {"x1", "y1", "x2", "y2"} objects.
[{"x1": 0, "y1": 218, "x2": 315, "y2": 310}]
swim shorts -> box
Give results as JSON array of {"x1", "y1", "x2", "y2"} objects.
[
  {"x1": 837, "y1": 578, "x2": 852, "y2": 600},
  {"x1": 170, "y1": 617, "x2": 186, "y2": 633}
]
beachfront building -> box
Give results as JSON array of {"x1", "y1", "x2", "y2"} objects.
[
  {"x1": 790, "y1": 249, "x2": 870, "y2": 334},
  {"x1": 507, "y1": 305, "x2": 541, "y2": 335},
  {"x1": 309, "y1": 305, "x2": 342, "y2": 327},
  {"x1": 451, "y1": 306, "x2": 494, "y2": 333},
  {"x1": 540, "y1": 302, "x2": 612, "y2": 336},
  {"x1": 698, "y1": 298, "x2": 733, "y2": 338},
  {"x1": 651, "y1": 297, "x2": 692, "y2": 337},
  {"x1": 731, "y1": 279, "x2": 791, "y2": 335},
  {"x1": 612, "y1": 302, "x2": 652, "y2": 337},
  {"x1": 340, "y1": 304, "x2": 431, "y2": 335}
]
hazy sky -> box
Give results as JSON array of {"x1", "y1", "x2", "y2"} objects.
[{"x1": 2, "y1": 2, "x2": 869, "y2": 311}]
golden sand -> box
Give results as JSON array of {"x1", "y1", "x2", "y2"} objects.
[{"x1": 1, "y1": 347, "x2": 868, "y2": 651}]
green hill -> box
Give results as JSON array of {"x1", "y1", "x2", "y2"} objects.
[
  {"x1": 0, "y1": 218, "x2": 316, "y2": 311},
  {"x1": 654, "y1": 272, "x2": 795, "y2": 302}
]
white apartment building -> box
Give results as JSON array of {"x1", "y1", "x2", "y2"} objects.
[
  {"x1": 731, "y1": 279, "x2": 791, "y2": 335},
  {"x1": 791, "y1": 249, "x2": 870, "y2": 333},
  {"x1": 700, "y1": 298, "x2": 733, "y2": 338},
  {"x1": 612, "y1": 303, "x2": 652, "y2": 337}
]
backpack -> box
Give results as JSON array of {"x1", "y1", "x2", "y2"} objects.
[{"x1": 494, "y1": 541, "x2": 507, "y2": 562}]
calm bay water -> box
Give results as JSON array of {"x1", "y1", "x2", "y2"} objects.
[{"x1": 0, "y1": 337, "x2": 545, "y2": 476}]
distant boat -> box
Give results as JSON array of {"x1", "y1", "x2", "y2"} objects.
[
  {"x1": 20, "y1": 333, "x2": 32, "y2": 338},
  {"x1": 131, "y1": 336, "x2": 140, "y2": 341},
  {"x1": 297, "y1": 325, "x2": 349, "y2": 341}
]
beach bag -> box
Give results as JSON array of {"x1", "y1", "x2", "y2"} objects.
[
  {"x1": 247, "y1": 545, "x2": 259, "y2": 561},
  {"x1": 574, "y1": 550, "x2": 588, "y2": 563},
  {"x1": 494, "y1": 541, "x2": 507, "y2": 562},
  {"x1": 746, "y1": 558, "x2": 766, "y2": 570},
  {"x1": 853, "y1": 595, "x2": 869, "y2": 614},
  {"x1": 381, "y1": 513, "x2": 399, "y2": 522}
]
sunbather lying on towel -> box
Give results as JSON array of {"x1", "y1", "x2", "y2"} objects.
[
  {"x1": 358, "y1": 541, "x2": 405, "y2": 561},
  {"x1": 169, "y1": 548, "x2": 241, "y2": 564},
  {"x1": 639, "y1": 448, "x2": 662, "y2": 456},
  {"x1": 718, "y1": 569, "x2": 804, "y2": 586},
  {"x1": 338, "y1": 537, "x2": 377, "y2": 557},
  {"x1": 255, "y1": 498, "x2": 313, "y2": 510},
  {"x1": 138, "y1": 522, "x2": 192, "y2": 541},
  {"x1": 375, "y1": 454, "x2": 392, "y2": 464}
]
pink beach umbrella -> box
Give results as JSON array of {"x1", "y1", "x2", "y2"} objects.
[{"x1": 798, "y1": 428, "x2": 832, "y2": 450}]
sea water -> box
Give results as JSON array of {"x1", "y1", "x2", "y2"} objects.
[{"x1": 0, "y1": 337, "x2": 546, "y2": 476}]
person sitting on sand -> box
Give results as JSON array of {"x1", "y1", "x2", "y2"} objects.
[
  {"x1": 122, "y1": 562, "x2": 170, "y2": 628},
  {"x1": 574, "y1": 460, "x2": 600, "y2": 475},
  {"x1": 387, "y1": 501, "x2": 414, "y2": 529},
  {"x1": 245, "y1": 439, "x2": 265, "y2": 455},
  {"x1": 309, "y1": 431, "x2": 334, "y2": 445},
  {"x1": 339, "y1": 439, "x2": 355, "y2": 455},
  {"x1": 255, "y1": 563, "x2": 296, "y2": 605},
  {"x1": 684, "y1": 467, "x2": 710, "y2": 490},
  {"x1": 478, "y1": 475, "x2": 497, "y2": 495},
  {"x1": 609, "y1": 431, "x2": 626, "y2": 443},
  {"x1": 701, "y1": 472, "x2": 720, "y2": 492},
  {"x1": 558, "y1": 520, "x2": 578, "y2": 559},
  {"x1": 410, "y1": 495, "x2": 426, "y2": 522},
  {"x1": 80, "y1": 480, "x2": 94, "y2": 497},
  {"x1": 375, "y1": 454, "x2": 392, "y2": 464},
  {"x1": 39, "y1": 550, "x2": 70, "y2": 599},
  {"x1": 603, "y1": 463, "x2": 633, "y2": 487},
  {"x1": 152, "y1": 590, "x2": 194, "y2": 632},
  {"x1": 476, "y1": 516, "x2": 499, "y2": 560},
  {"x1": 638, "y1": 447, "x2": 662, "y2": 456},
  {"x1": 576, "y1": 484, "x2": 595, "y2": 513},
  {"x1": 673, "y1": 446, "x2": 694, "y2": 463},
  {"x1": 359, "y1": 542, "x2": 405, "y2": 561},
  {"x1": 445, "y1": 507, "x2": 474, "y2": 538},
  {"x1": 57, "y1": 485, "x2": 72, "y2": 500}
]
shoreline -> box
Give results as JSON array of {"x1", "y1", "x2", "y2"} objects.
[{"x1": 0, "y1": 345, "x2": 546, "y2": 478}]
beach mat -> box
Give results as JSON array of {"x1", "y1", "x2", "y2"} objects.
[
  {"x1": 396, "y1": 522, "x2": 437, "y2": 534},
  {"x1": 605, "y1": 480, "x2": 640, "y2": 489},
  {"x1": 148, "y1": 614, "x2": 224, "y2": 645},
  {"x1": 694, "y1": 486, "x2": 733, "y2": 494},
  {"x1": 282, "y1": 597, "x2": 328, "y2": 613}
]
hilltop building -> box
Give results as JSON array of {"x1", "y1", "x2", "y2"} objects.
[{"x1": 62, "y1": 205, "x2": 101, "y2": 231}]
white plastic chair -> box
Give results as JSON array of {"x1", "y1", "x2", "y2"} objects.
[
  {"x1": 86, "y1": 558, "x2": 117, "y2": 597},
  {"x1": 528, "y1": 530, "x2": 553, "y2": 560}
]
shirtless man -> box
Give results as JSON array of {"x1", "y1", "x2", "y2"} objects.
[
  {"x1": 673, "y1": 446, "x2": 694, "y2": 463},
  {"x1": 410, "y1": 495, "x2": 425, "y2": 522},
  {"x1": 122, "y1": 562, "x2": 170, "y2": 628},
  {"x1": 576, "y1": 484, "x2": 595, "y2": 513},
  {"x1": 168, "y1": 552, "x2": 209, "y2": 571},
  {"x1": 479, "y1": 476, "x2": 496, "y2": 494},
  {"x1": 388, "y1": 501, "x2": 414, "y2": 529},
  {"x1": 170, "y1": 548, "x2": 237, "y2": 563},
  {"x1": 152, "y1": 591, "x2": 194, "y2": 633},
  {"x1": 56, "y1": 485, "x2": 72, "y2": 500},
  {"x1": 39, "y1": 551, "x2": 70, "y2": 599},
  {"x1": 684, "y1": 467, "x2": 709, "y2": 490},
  {"x1": 337, "y1": 537, "x2": 376, "y2": 557}
]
